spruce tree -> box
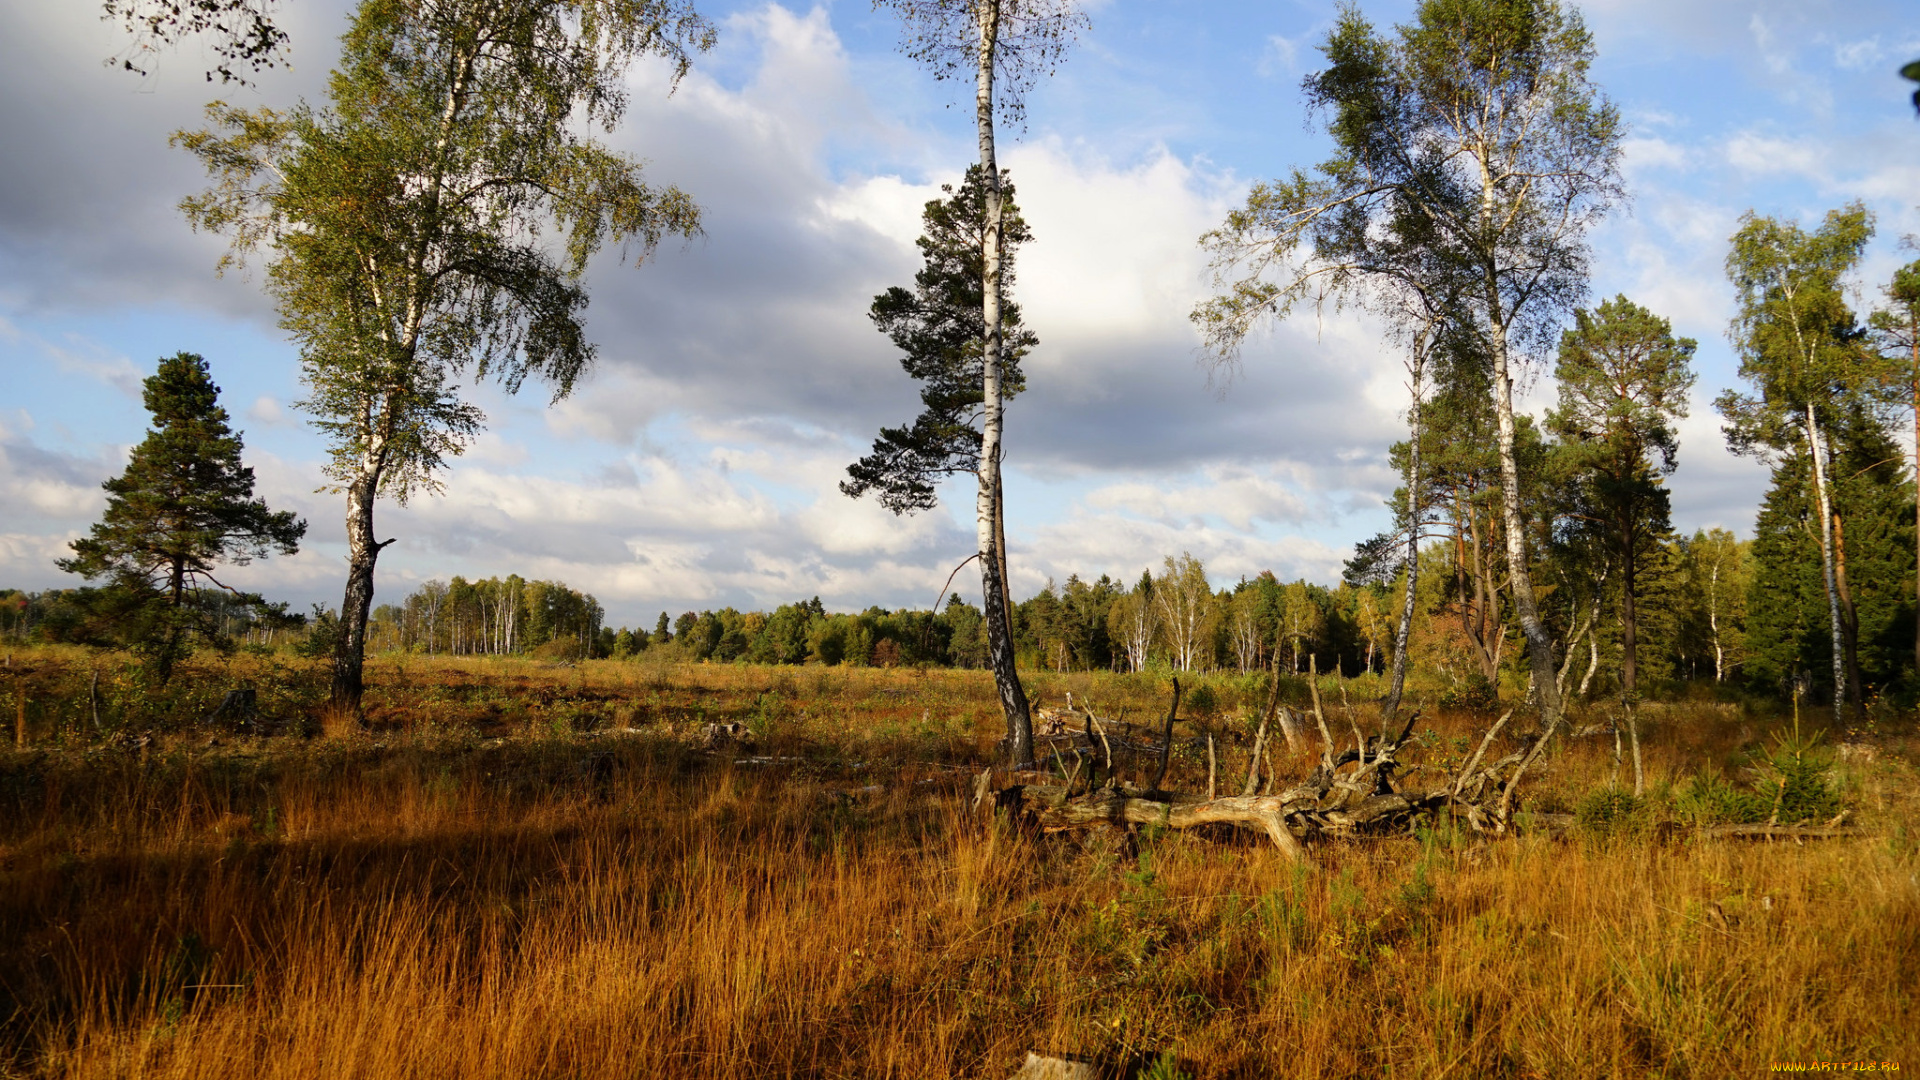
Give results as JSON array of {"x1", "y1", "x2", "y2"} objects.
[{"x1": 59, "y1": 352, "x2": 306, "y2": 681}]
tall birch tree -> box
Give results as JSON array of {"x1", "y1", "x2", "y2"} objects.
[
  {"x1": 878, "y1": 0, "x2": 1085, "y2": 765},
  {"x1": 1195, "y1": 0, "x2": 1624, "y2": 757},
  {"x1": 177, "y1": 0, "x2": 713, "y2": 718},
  {"x1": 1716, "y1": 204, "x2": 1874, "y2": 719}
]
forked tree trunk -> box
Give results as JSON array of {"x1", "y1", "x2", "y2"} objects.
[
  {"x1": 1803, "y1": 405, "x2": 1847, "y2": 719},
  {"x1": 1832, "y1": 511, "x2": 1865, "y2": 725},
  {"x1": 973, "y1": 0, "x2": 1033, "y2": 766},
  {"x1": 330, "y1": 466, "x2": 389, "y2": 719}
]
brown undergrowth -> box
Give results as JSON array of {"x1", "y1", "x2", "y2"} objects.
[{"x1": 0, "y1": 649, "x2": 1916, "y2": 1077}]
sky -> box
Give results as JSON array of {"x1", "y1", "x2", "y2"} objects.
[{"x1": 2, "y1": 0, "x2": 1917, "y2": 629}]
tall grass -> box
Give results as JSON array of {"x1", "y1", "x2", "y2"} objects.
[{"x1": 0, "y1": 649, "x2": 1915, "y2": 1077}]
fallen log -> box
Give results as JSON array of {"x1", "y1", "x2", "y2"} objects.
[
  {"x1": 1026, "y1": 786, "x2": 1312, "y2": 864},
  {"x1": 1699, "y1": 823, "x2": 1866, "y2": 840}
]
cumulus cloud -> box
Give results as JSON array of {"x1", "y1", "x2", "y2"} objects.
[{"x1": 8, "y1": 0, "x2": 1916, "y2": 626}]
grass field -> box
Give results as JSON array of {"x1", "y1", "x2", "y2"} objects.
[{"x1": 1, "y1": 648, "x2": 1916, "y2": 1078}]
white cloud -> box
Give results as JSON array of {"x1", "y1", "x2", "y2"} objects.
[
  {"x1": 1258, "y1": 34, "x2": 1299, "y2": 78},
  {"x1": 1621, "y1": 136, "x2": 1689, "y2": 176}
]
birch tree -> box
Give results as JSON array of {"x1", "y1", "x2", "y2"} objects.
[
  {"x1": 177, "y1": 0, "x2": 713, "y2": 718},
  {"x1": 879, "y1": 0, "x2": 1085, "y2": 765},
  {"x1": 1227, "y1": 586, "x2": 1264, "y2": 672},
  {"x1": 1107, "y1": 575, "x2": 1155, "y2": 673},
  {"x1": 1716, "y1": 204, "x2": 1874, "y2": 719},
  {"x1": 1153, "y1": 553, "x2": 1214, "y2": 673},
  {"x1": 1196, "y1": 0, "x2": 1624, "y2": 750}
]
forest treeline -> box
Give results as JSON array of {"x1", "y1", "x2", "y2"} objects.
[{"x1": 26, "y1": 523, "x2": 1782, "y2": 709}]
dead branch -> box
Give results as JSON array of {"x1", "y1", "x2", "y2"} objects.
[{"x1": 1150, "y1": 678, "x2": 1182, "y2": 792}]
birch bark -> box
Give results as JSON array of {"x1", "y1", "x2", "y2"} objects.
[{"x1": 973, "y1": 0, "x2": 1033, "y2": 765}]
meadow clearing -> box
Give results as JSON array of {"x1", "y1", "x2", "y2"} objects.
[{"x1": 0, "y1": 647, "x2": 1915, "y2": 1078}]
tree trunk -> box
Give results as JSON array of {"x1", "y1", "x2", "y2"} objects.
[
  {"x1": 1804, "y1": 405, "x2": 1847, "y2": 719},
  {"x1": 1381, "y1": 347, "x2": 1424, "y2": 730},
  {"x1": 1913, "y1": 348, "x2": 1919, "y2": 677},
  {"x1": 1485, "y1": 315, "x2": 1564, "y2": 734},
  {"x1": 1709, "y1": 561, "x2": 1724, "y2": 682},
  {"x1": 1620, "y1": 522, "x2": 1638, "y2": 699},
  {"x1": 995, "y1": 463, "x2": 1014, "y2": 641},
  {"x1": 973, "y1": 0, "x2": 1032, "y2": 766},
  {"x1": 330, "y1": 469, "x2": 387, "y2": 720},
  {"x1": 1831, "y1": 510, "x2": 1866, "y2": 725},
  {"x1": 1486, "y1": 317, "x2": 1565, "y2": 820}
]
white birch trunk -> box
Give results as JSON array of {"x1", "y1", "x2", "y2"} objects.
[
  {"x1": 972, "y1": 0, "x2": 1032, "y2": 765},
  {"x1": 1805, "y1": 404, "x2": 1847, "y2": 718}
]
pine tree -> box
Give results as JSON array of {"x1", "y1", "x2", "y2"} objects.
[
  {"x1": 843, "y1": 166, "x2": 1035, "y2": 514},
  {"x1": 58, "y1": 352, "x2": 305, "y2": 681},
  {"x1": 1547, "y1": 296, "x2": 1696, "y2": 700}
]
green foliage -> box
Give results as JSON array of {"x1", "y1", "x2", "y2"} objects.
[
  {"x1": 296, "y1": 605, "x2": 342, "y2": 660},
  {"x1": 1438, "y1": 675, "x2": 1498, "y2": 712},
  {"x1": 843, "y1": 166, "x2": 1035, "y2": 513},
  {"x1": 369, "y1": 576, "x2": 604, "y2": 657},
  {"x1": 173, "y1": 0, "x2": 715, "y2": 703},
  {"x1": 1547, "y1": 296, "x2": 1695, "y2": 695},
  {"x1": 1674, "y1": 770, "x2": 1771, "y2": 826},
  {"x1": 1757, "y1": 729, "x2": 1843, "y2": 825},
  {"x1": 1138, "y1": 1053, "x2": 1193, "y2": 1080},
  {"x1": 1575, "y1": 787, "x2": 1649, "y2": 839},
  {"x1": 1182, "y1": 682, "x2": 1218, "y2": 719},
  {"x1": 1743, "y1": 425, "x2": 1914, "y2": 698}
]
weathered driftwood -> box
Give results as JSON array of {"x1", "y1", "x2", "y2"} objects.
[{"x1": 1008, "y1": 1053, "x2": 1105, "y2": 1080}]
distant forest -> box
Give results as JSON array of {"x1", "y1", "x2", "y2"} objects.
[{"x1": 4, "y1": 521, "x2": 1794, "y2": 705}]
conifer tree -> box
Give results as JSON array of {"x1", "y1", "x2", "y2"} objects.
[
  {"x1": 842, "y1": 165, "x2": 1035, "y2": 514},
  {"x1": 877, "y1": 0, "x2": 1086, "y2": 766},
  {"x1": 58, "y1": 352, "x2": 305, "y2": 681},
  {"x1": 1870, "y1": 255, "x2": 1920, "y2": 673},
  {"x1": 1547, "y1": 296, "x2": 1696, "y2": 700}
]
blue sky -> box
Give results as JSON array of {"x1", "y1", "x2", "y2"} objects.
[{"x1": 2, "y1": 0, "x2": 1917, "y2": 628}]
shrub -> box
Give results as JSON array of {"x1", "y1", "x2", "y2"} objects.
[{"x1": 1575, "y1": 787, "x2": 1649, "y2": 838}]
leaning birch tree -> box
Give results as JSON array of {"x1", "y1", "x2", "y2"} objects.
[
  {"x1": 1194, "y1": 0, "x2": 1624, "y2": 777},
  {"x1": 177, "y1": 0, "x2": 713, "y2": 719},
  {"x1": 878, "y1": 0, "x2": 1085, "y2": 766}
]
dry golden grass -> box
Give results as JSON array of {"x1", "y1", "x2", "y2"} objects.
[{"x1": 1, "y1": 648, "x2": 1916, "y2": 1078}]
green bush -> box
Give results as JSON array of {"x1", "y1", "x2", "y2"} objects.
[
  {"x1": 1757, "y1": 729, "x2": 1842, "y2": 824},
  {"x1": 1575, "y1": 787, "x2": 1650, "y2": 838}
]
